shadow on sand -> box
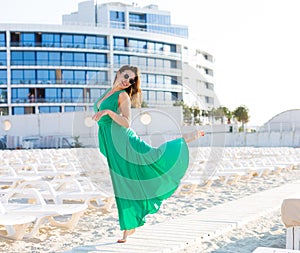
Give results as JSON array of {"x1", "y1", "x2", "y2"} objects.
[{"x1": 61, "y1": 241, "x2": 119, "y2": 253}]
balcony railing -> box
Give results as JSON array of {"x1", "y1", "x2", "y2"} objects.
[
  {"x1": 11, "y1": 80, "x2": 111, "y2": 86},
  {"x1": 113, "y1": 46, "x2": 181, "y2": 59},
  {"x1": 11, "y1": 97, "x2": 97, "y2": 104},
  {"x1": 10, "y1": 42, "x2": 110, "y2": 50},
  {"x1": 10, "y1": 60, "x2": 110, "y2": 68},
  {"x1": 142, "y1": 83, "x2": 182, "y2": 92}
]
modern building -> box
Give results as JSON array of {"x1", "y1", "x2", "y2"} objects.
[{"x1": 0, "y1": 0, "x2": 219, "y2": 117}]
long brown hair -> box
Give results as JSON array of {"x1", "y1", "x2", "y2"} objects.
[{"x1": 115, "y1": 65, "x2": 142, "y2": 108}]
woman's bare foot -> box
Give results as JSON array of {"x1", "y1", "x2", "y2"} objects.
[
  {"x1": 183, "y1": 130, "x2": 204, "y2": 143},
  {"x1": 117, "y1": 229, "x2": 136, "y2": 243}
]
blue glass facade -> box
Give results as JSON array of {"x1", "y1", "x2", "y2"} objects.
[
  {"x1": 0, "y1": 27, "x2": 185, "y2": 116},
  {"x1": 0, "y1": 26, "x2": 186, "y2": 115},
  {"x1": 110, "y1": 10, "x2": 188, "y2": 38},
  {"x1": 0, "y1": 2, "x2": 216, "y2": 116},
  {"x1": 130, "y1": 13, "x2": 187, "y2": 38},
  {"x1": 10, "y1": 51, "x2": 107, "y2": 67},
  {"x1": 10, "y1": 32, "x2": 107, "y2": 49}
]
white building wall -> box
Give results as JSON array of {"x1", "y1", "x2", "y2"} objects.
[
  {"x1": 78, "y1": 0, "x2": 95, "y2": 24},
  {"x1": 2, "y1": 108, "x2": 300, "y2": 148},
  {"x1": 0, "y1": 107, "x2": 184, "y2": 148},
  {"x1": 62, "y1": 0, "x2": 95, "y2": 25}
]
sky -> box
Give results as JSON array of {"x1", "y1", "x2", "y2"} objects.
[{"x1": 0, "y1": 0, "x2": 299, "y2": 126}]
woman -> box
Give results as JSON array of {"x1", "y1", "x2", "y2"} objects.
[{"x1": 92, "y1": 65, "x2": 203, "y2": 243}]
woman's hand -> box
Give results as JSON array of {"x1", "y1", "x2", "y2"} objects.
[
  {"x1": 92, "y1": 110, "x2": 111, "y2": 121},
  {"x1": 92, "y1": 93, "x2": 131, "y2": 127}
]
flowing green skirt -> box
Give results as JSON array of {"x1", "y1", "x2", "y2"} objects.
[{"x1": 98, "y1": 120, "x2": 189, "y2": 230}]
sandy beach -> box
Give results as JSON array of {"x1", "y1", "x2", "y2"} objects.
[{"x1": 1, "y1": 147, "x2": 300, "y2": 253}]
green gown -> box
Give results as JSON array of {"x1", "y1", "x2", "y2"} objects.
[{"x1": 94, "y1": 88, "x2": 189, "y2": 230}]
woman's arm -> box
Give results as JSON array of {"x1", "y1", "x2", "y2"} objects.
[
  {"x1": 109, "y1": 92, "x2": 131, "y2": 128},
  {"x1": 92, "y1": 92, "x2": 131, "y2": 128}
]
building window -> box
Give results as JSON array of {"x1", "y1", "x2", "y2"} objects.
[
  {"x1": 147, "y1": 14, "x2": 170, "y2": 25},
  {"x1": 205, "y1": 82, "x2": 214, "y2": 91},
  {"x1": 11, "y1": 70, "x2": 36, "y2": 84},
  {"x1": 49, "y1": 52, "x2": 60, "y2": 65},
  {"x1": 36, "y1": 51, "x2": 48, "y2": 66},
  {"x1": 147, "y1": 58, "x2": 155, "y2": 67},
  {"x1": 11, "y1": 51, "x2": 35, "y2": 65},
  {"x1": 156, "y1": 91, "x2": 165, "y2": 101},
  {"x1": 148, "y1": 91, "x2": 156, "y2": 101},
  {"x1": 61, "y1": 34, "x2": 73, "y2": 48},
  {"x1": 114, "y1": 54, "x2": 130, "y2": 66},
  {"x1": 0, "y1": 51, "x2": 6, "y2": 66},
  {"x1": 0, "y1": 107, "x2": 8, "y2": 115},
  {"x1": 165, "y1": 92, "x2": 171, "y2": 100},
  {"x1": 129, "y1": 13, "x2": 146, "y2": 23},
  {"x1": 12, "y1": 88, "x2": 29, "y2": 103},
  {"x1": 21, "y1": 33, "x2": 35, "y2": 47},
  {"x1": 90, "y1": 88, "x2": 107, "y2": 100},
  {"x1": 73, "y1": 35, "x2": 85, "y2": 48},
  {"x1": 62, "y1": 52, "x2": 73, "y2": 66},
  {"x1": 12, "y1": 50, "x2": 108, "y2": 67},
  {"x1": 62, "y1": 70, "x2": 73, "y2": 84},
  {"x1": 0, "y1": 70, "x2": 6, "y2": 84},
  {"x1": 87, "y1": 71, "x2": 108, "y2": 85},
  {"x1": 65, "y1": 106, "x2": 85, "y2": 112},
  {"x1": 164, "y1": 76, "x2": 172, "y2": 85},
  {"x1": 85, "y1": 35, "x2": 107, "y2": 49},
  {"x1": 0, "y1": 88, "x2": 7, "y2": 103},
  {"x1": 11, "y1": 51, "x2": 23, "y2": 65},
  {"x1": 110, "y1": 11, "x2": 125, "y2": 22},
  {"x1": 86, "y1": 54, "x2": 97, "y2": 67},
  {"x1": 86, "y1": 53, "x2": 107, "y2": 67},
  {"x1": 11, "y1": 70, "x2": 23, "y2": 84},
  {"x1": 171, "y1": 92, "x2": 178, "y2": 101},
  {"x1": 205, "y1": 68, "x2": 214, "y2": 76},
  {"x1": 37, "y1": 70, "x2": 56, "y2": 84},
  {"x1": 87, "y1": 71, "x2": 99, "y2": 85},
  {"x1": 156, "y1": 75, "x2": 164, "y2": 85},
  {"x1": 13, "y1": 107, "x2": 25, "y2": 115},
  {"x1": 39, "y1": 106, "x2": 61, "y2": 113},
  {"x1": 41, "y1": 33, "x2": 60, "y2": 47},
  {"x1": 10, "y1": 32, "x2": 20, "y2": 46},
  {"x1": 73, "y1": 53, "x2": 85, "y2": 66},
  {"x1": 35, "y1": 51, "x2": 60, "y2": 66},
  {"x1": 62, "y1": 88, "x2": 83, "y2": 103},
  {"x1": 113, "y1": 37, "x2": 125, "y2": 50},
  {"x1": 24, "y1": 70, "x2": 35, "y2": 84},
  {"x1": 43, "y1": 88, "x2": 59, "y2": 102},
  {"x1": 74, "y1": 71, "x2": 85, "y2": 84},
  {"x1": 205, "y1": 96, "x2": 214, "y2": 104},
  {"x1": 0, "y1": 33, "x2": 6, "y2": 47}
]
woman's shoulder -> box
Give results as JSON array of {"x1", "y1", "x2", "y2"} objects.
[{"x1": 118, "y1": 90, "x2": 129, "y2": 99}]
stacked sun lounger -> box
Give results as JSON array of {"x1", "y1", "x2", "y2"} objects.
[
  {"x1": 0, "y1": 148, "x2": 114, "y2": 240},
  {"x1": 177, "y1": 146, "x2": 300, "y2": 194}
]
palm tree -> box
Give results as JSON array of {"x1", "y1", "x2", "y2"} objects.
[{"x1": 233, "y1": 105, "x2": 250, "y2": 132}]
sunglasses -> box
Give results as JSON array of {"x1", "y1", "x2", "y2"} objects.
[{"x1": 123, "y1": 73, "x2": 136, "y2": 85}]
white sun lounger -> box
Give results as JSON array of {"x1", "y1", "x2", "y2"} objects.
[
  {"x1": 0, "y1": 202, "x2": 36, "y2": 240},
  {"x1": 1, "y1": 188, "x2": 88, "y2": 239},
  {"x1": 14, "y1": 177, "x2": 114, "y2": 212}
]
